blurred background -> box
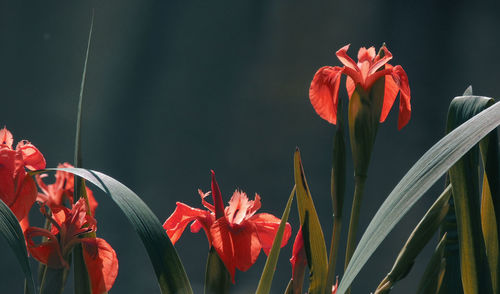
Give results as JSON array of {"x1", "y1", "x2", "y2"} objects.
[{"x1": 1, "y1": 0, "x2": 500, "y2": 293}]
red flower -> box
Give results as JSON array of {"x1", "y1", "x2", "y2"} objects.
[
  {"x1": 309, "y1": 44, "x2": 411, "y2": 130},
  {"x1": 36, "y1": 162, "x2": 98, "y2": 215},
  {"x1": 0, "y1": 127, "x2": 46, "y2": 229},
  {"x1": 163, "y1": 170, "x2": 292, "y2": 282},
  {"x1": 25, "y1": 199, "x2": 118, "y2": 294}
]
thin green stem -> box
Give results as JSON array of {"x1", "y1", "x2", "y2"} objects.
[
  {"x1": 326, "y1": 217, "x2": 342, "y2": 293},
  {"x1": 344, "y1": 175, "x2": 367, "y2": 293}
]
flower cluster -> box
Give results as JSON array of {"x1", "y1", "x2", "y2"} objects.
[{"x1": 0, "y1": 127, "x2": 118, "y2": 294}]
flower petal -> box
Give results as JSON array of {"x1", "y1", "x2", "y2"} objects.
[
  {"x1": 163, "y1": 202, "x2": 213, "y2": 244},
  {"x1": 16, "y1": 141, "x2": 46, "y2": 170},
  {"x1": 82, "y1": 238, "x2": 119, "y2": 294},
  {"x1": 211, "y1": 170, "x2": 225, "y2": 219},
  {"x1": 25, "y1": 227, "x2": 67, "y2": 268},
  {"x1": 0, "y1": 127, "x2": 13, "y2": 148},
  {"x1": 9, "y1": 175, "x2": 38, "y2": 221},
  {"x1": 290, "y1": 226, "x2": 307, "y2": 280},
  {"x1": 251, "y1": 213, "x2": 291, "y2": 255},
  {"x1": 209, "y1": 217, "x2": 237, "y2": 282},
  {"x1": 391, "y1": 65, "x2": 411, "y2": 129},
  {"x1": 210, "y1": 218, "x2": 261, "y2": 280},
  {"x1": 335, "y1": 44, "x2": 359, "y2": 71},
  {"x1": 368, "y1": 45, "x2": 393, "y2": 76},
  {"x1": 346, "y1": 76, "x2": 355, "y2": 99},
  {"x1": 380, "y1": 64, "x2": 399, "y2": 123},
  {"x1": 357, "y1": 47, "x2": 376, "y2": 63},
  {"x1": 309, "y1": 66, "x2": 343, "y2": 124}
]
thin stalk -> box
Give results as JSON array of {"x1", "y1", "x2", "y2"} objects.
[
  {"x1": 326, "y1": 217, "x2": 342, "y2": 293},
  {"x1": 344, "y1": 175, "x2": 367, "y2": 284}
]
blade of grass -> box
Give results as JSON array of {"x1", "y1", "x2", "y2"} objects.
[
  {"x1": 255, "y1": 185, "x2": 296, "y2": 294},
  {"x1": 337, "y1": 98, "x2": 500, "y2": 294},
  {"x1": 72, "y1": 11, "x2": 94, "y2": 294}
]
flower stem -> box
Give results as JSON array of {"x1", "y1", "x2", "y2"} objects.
[
  {"x1": 326, "y1": 216, "x2": 342, "y2": 293},
  {"x1": 344, "y1": 175, "x2": 367, "y2": 292}
]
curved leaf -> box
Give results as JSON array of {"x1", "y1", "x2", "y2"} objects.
[
  {"x1": 0, "y1": 199, "x2": 35, "y2": 294},
  {"x1": 42, "y1": 168, "x2": 193, "y2": 294},
  {"x1": 337, "y1": 98, "x2": 500, "y2": 294},
  {"x1": 416, "y1": 233, "x2": 447, "y2": 294}
]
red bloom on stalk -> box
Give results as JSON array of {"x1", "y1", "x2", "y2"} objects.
[
  {"x1": 36, "y1": 162, "x2": 98, "y2": 215},
  {"x1": 163, "y1": 170, "x2": 292, "y2": 282},
  {"x1": 25, "y1": 199, "x2": 118, "y2": 294},
  {"x1": 309, "y1": 44, "x2": 411, "y2": 129},
  {"x1": 0, "y1": 127, "x2": 45, "y2": 229}
]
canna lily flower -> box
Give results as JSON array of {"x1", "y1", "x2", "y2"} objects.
[
  {"x1": 36, "y1": 162, "x2": 98, "y2": 215},
  {"x1": 309, "y1": 44, "x2": 411, "y2": 130},
  {"x1": 25, "y1": 199, "x2": 118, "y2": 294},
  {"x1": 163, "y1": 170, "x2": 292, "y2": 282},
  {"x1": 0, "y1": 127, "x2": 46, "y2": 229}
]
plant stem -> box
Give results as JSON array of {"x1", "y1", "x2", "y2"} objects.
[
  {"x1": 326, "y1": 216, "x2": 342, "y2": 293},
  {"x1": 344, "y1": 175, "x2": 367, "y2": 292}
]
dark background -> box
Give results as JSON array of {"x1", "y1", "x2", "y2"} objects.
[{"x1": 1, "y1": 1, "x2": 500, "y2": 293}]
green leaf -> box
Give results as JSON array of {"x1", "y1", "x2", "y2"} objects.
[
  {"x1": 255, "y1": 186, "x2": 296, "y2": 294},
  {"x1": 336, "y1": 97, "x2": 500, "y2": 294},
  {"x1": 438, "y1": 192, "x2": 463, "y2": 294},
  {"x1": 293, "y1": 149, "x2": 328, "y2": 294},
  {"x1": 479, "y1": 107, "x2": 500, "y2": 294},
  {"x1": 0, "y1": 199, "x2": 36, "y2": 294},
  {"x1": 40, "y1": 267, "x2": 66, "y2": 294},
  {"x1": 204, "y1": 247, "x2": 230, "y2": 294},
  {"x1": 416, "y1": 234, "x2": 447, "y2": 294},
  {"x1": 72, "y1": 12, "x2": 94, "y2": 294},
  {"x1": 42, "y1": 168, "x2": 193, "y2": 294},
  {"x1": 375, "y1": 186, "x2": 451, "y2": 294},
  {"x1": 446, "y1": 94, "x2": 494, "y2": 293}
]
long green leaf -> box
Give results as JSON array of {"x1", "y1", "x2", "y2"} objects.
[
  {"x1": 42, "y1": 168, "x2": 193, "y2": 294},
  {"x1": 255, "y1": 185, "x2": 296, "y2": 294},
  {"x1": 479, "y1": 107, "x2": 500, "y2": 294},
  {"x1": 293, "y1": 149, "x2": 328, "y2": 294},
  {"x1": 0, "y1": 199, "x2": 35, "y2": 294},
  {"x1": 337, "y1": 98, "x2": 500, "y2": 294},
  {"x1": 374, "y1": 186, "x2": 451, "y2": 294},
  {"x1": 446, "y1": 95, "x2": 494, "y2": 293},
  {"x1": 72, "y1": 11, "x2": 94, "y2": 294},
  {"x1": 416, "y1": 234, "x2": 447, "y2": 294}
]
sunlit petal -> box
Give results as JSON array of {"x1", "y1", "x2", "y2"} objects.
[{"x1": 309, "y1": 66, "x2": 343, "y2": 124}]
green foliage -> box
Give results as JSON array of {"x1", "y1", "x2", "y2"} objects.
[{"x1": 337, "y1": 95, "x2": 500, "y2": 294}]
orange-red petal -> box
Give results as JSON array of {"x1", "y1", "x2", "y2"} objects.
[
  {"x1": 0, "y1": 128, "x2": 13, "y2": 148},
  {"x1": 210, "y1": 217, "x2": 261, "y2": 282},
  {"x1": 290, "y1": 226, "x2": 307, "y2": 279},
  {"x1": 391, "y1": 65, "x2": 411, "y2": 129},
  {"x1": 335, "y1": 44, "x2": 359, "y2": 71},
  {"x1": 25, "y1": 227, "x2": 67, "y2": 268},
  {"x1": 82, "y1": 238, "x2": 118, "y2": 294},
  {"x1": 16, "y1": 141, "x2": 46, "y2": 170},
  {"x1": 9, "y1": 175, "x2": 38, "y2": 221},
  {"x1": 380, "y1": 64, "x2": 399, "y2": 123},
  {"x1": 163, "y1": 202, "x2": 214, "y2": 244},
  {"x1": 309, "y1": 66, "x2": 343, "y2": 124},
  {"x1": 250, "y1": 212, "x2": 291, "y2": 255}
]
